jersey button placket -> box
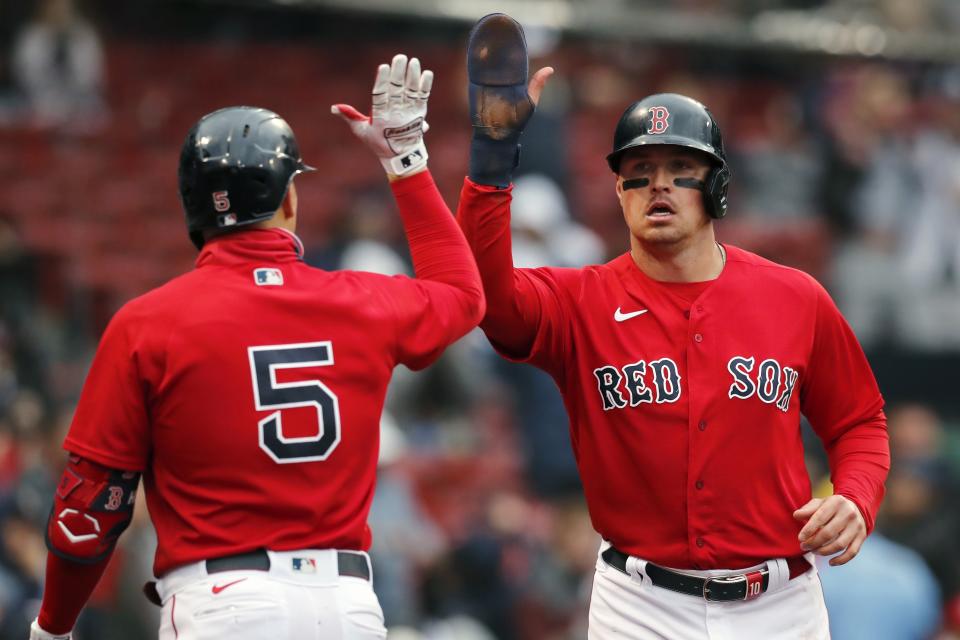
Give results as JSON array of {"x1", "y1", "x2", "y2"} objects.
[
  {"x1": 689, "y1": 302, "x2": 710, "y2": 563},
  {"x1": 690, "y1": 305, "x2": 703, "y2": 343}
]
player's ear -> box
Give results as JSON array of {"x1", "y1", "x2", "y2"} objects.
[
  {"x1": 281, "y1": 182, "x2": 298, "y2": 220},
  {"x1": 615, "y1": 176, "x2": 624, "y2": 205}
]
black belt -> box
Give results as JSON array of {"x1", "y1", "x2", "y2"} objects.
[
  {"x1": 601, "y1": 546, "x2": 809, "y2": 602},
  {"x1": 205, "y1": 548, "x2": 371, "y2": 581},
  {"x1": 144, "y1": 549, "x2": 371, "y2": 607}
]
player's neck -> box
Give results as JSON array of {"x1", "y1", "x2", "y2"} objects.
[
  {"x1": 630, "y1": 232, "x2": 724, "y2": 283},
  {"x1": 252, "y1": 213, "x2": 297, "y2": 234}
]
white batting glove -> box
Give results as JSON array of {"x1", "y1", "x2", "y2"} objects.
[
  {"x1": 30, "y1": 619, "x2": 71, "y2": 640},
  {"x1": 331, "y1": 53, "x2": 433, "y2": 176}
]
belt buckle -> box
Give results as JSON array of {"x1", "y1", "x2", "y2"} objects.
[{"x1": 701, "y1": 574, "x2": 746, "y2": 602}]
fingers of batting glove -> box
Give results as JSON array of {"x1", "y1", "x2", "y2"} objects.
[
  {"x1": 419, "y1": 69, "x2": 434, "y2": 106},
  {"x1": 349, "y1": 54, "x2": 431, "y2": 175},
  {"x1": 387, "y1": 54, "x2": 407, "y2": 112},
  {"x1": 371, "y1": 63, "x2": 389, "y2": 119},
  {"x1": 331, "y1": 104, "x2": 370, "y2": 141},
  {"x1": 331, "y1": 103, "x2": 369, "y2": 123},
  {"x1": 404, "y1": 57, "x2": 421, "y2": 107}
]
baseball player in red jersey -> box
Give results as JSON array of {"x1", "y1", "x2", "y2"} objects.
[
  {"x1": 30, "y1": 54, "x2": 484, "y2": 639},
  {"x1": 458, "y1": 14, "x2": 890, "y2": 639}
]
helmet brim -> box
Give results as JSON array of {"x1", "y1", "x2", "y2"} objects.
[{"x1": 607, "y1": 135, "x2": 725, "y2": 173}]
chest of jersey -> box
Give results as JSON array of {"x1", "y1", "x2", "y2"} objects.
[{"x1": 570, "y1": 263, "x2": 812, "y2": 424}]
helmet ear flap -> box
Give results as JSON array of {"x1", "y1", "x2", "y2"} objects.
[{"x1": 703, "y1": 164, "x2": 730, "y2": 219}]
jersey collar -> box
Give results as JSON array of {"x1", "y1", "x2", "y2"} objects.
[
  {"x1": 195, "y1": 228, "x2": 305, "y2": 268},
  {"x1": 614, "y1": 245, "x2": 730, "y2": 302}
]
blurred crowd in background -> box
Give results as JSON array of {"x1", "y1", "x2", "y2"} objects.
[{"x1": 1, "y1": 0, "x2": 960, "y2": 638}]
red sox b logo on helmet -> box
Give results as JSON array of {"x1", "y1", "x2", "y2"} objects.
[{"x1": 648, "y1": 106, "x2": 670, "y2": 134}]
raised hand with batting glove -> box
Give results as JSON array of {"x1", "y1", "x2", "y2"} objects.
[{"x1": 332, "y1": 53, "x2": 433, "y2": 178}]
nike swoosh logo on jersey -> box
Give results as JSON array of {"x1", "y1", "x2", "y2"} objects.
[
  {"x1": 211, "y1": 578, "x2": 248, "y2": 594},
  {"x1": 614, "y1": 307, "x2": 648, "y2": 322}
]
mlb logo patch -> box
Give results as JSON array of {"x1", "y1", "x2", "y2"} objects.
[
  {"x1": 218, "y1": 213, "x2": 238, "y2": 227},
  {"x1": 292, "y1": 558, "x2": 317, "y2": 573},
  {"x1": 401, "y1": 149, "x2": 424, "y2": 168},
  {"x1": 254, "y1": 268, "x2": 284, "y2": 286}
]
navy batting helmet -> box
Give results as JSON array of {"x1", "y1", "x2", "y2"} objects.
[
  {"x1": 179, "y1": 106, "x2": 315, "y2": 249},
  {"x1": 606, "y1": 94, "x2": 730, "y2": 219}
]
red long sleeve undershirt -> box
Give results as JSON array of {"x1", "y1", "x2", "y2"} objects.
[
  {"x1": 454, "y1": 177, "x2": 536, "y2": 356},
  {"x1": 391, "y1": 170, "x2": 485, "y2": 326},
  {"x1": 819, "y1": 411, "x2": 890, "y2": 534},
  {"x1": 38, "y1": 549, "x2": 112, "y2": 634}
]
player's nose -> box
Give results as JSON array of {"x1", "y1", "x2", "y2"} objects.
[{"x1": 649, "y1": 166, "x2": 672, "y2": 191}]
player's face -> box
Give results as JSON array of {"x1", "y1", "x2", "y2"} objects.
[{"x1": 615, "y1": 146, "x2": 712, "y2": 248}]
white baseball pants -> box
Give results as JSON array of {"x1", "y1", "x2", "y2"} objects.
[
  {"x1": 588, "y1": 542, "x2": 830, "y2": 639},
  {"x1": 155, "y1": 549, "x2": 386, "y2": 640}
]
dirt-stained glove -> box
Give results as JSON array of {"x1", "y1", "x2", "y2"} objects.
[
  {"x1": 332, "y1": 53, "x2": 433, "y2": 176},
  {"x1": 30, "y1": 619, "x2": 71, "y2": 640},
  {"x1": 467, "y1": 13, "x2": 534, "y2": 188}
]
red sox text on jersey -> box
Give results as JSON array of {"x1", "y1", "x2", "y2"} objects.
[{"x1": 594, "y1": 354, "x2": 800, "y2": 413}]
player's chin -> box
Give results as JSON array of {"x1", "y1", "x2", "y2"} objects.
[{"x1": 637, "y1": 226, "x2": 686, "y2": 245}]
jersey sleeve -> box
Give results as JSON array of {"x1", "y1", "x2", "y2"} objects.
[
  {"x1": 63, "y1": 304, "x2": 151, "y2": 471},
  {"x1": 381, "y1": 171, "x2": 485, "y2": 370},
  {"x1": 800, "y1": 278, "x2": 889, "y2": 533},
  {"x1": 456, "y1": 177, "x2": 571, "y2": 374}
]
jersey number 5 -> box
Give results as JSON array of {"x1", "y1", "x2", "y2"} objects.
[{"x1": 248, "y1": 341, "x2": 341, "y2": 464}]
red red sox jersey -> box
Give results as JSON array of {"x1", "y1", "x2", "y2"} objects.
[
  {"x1": 457, "y1": 179, "x2": 889, "y2": 570},
  {"x1": 63, "y1": 172, "x2": 483, "y2": 577}
]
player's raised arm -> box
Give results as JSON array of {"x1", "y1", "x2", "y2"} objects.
[
  {"x1": 455, "y1": 13, "x2": 559, "y2": 359},
  {"x1": 332, "y1": 54, "x2": 485, "y2": 367}
]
